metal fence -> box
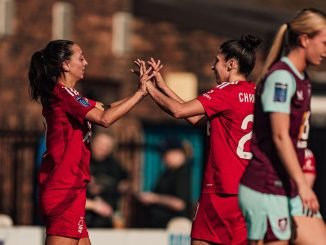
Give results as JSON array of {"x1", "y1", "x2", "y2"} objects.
[
  {"x1": 0, "y1": 124, "x2": 144, "y2": 226},
  {"x1": 0, "y1": 130, "x2": 42, "y2": 225}
]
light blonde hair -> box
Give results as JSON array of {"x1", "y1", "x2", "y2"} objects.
[{"x1": 257, "y1": 8, "x2": 326, "y2": 83}]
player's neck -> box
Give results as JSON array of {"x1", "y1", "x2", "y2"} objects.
[
  {"x1": 228, "y1": 74, "x2": 246, "y2": 83},
  {"x1": 287, "y1": 48, "x2": 307, "y2": 74},
  {"x1": 57, "y1": 76, "x2": 77, "y2": 88}
]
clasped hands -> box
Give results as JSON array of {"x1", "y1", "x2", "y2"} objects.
[{"x1": 131, "y1": 58, "x2": 164, "y2": 95}]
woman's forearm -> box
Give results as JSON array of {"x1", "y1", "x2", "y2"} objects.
[{"x1": 87, "y1": 91, "x2": 145, "y2": 127}]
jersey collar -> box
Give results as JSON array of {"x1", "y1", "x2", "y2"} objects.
[{"x1": 281, "y1": 57, "x2": 305, "y2": 80}]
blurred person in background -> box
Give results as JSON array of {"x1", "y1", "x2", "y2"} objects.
[
  {"x1": 136, "y1": 34, "x2": 261, "y2": 244},
  {"x1": 239, "y1": 8, "x2": 326, "y2": 245},
  {"x1": 28, "y1": 39, "x2": 153, "y2": 245},
  {"x1": 85, "y1": 133, "x2": 129, "y2": 228},
  {"x1": 136, "y1": 139, "x2": 191, "y2": 228},
  {"x1": 302, "y1": 148, "x2": 316, "y2": 188}
]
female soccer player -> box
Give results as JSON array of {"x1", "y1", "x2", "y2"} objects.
[
  {"x1": 137, "y1": 34, "x2": 261, "y2": 245},
  {"x1": 239, "y1": 8, "x2": 326, "y2": 245},
  {"x1": 28, "y1": 40, "x2": 153, "y2": 245}
]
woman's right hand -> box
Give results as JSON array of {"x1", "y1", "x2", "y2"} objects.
[
  {"x1": 298, "y1": 182, "x2": 319, "y2": 216},
  {"x1": 147, "y1": 58, "x2": 165, "y2": 88},
  {"x1": 133, "y1": 59, "x2": 156, "y2": 96}
]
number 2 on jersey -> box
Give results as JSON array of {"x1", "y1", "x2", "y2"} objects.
[
  {"x1": 236, "y1": 114, "x2": 254, "y2": 160},
  {"x1": 206, "y1": 114, "x2": 254, "y2": 160}
]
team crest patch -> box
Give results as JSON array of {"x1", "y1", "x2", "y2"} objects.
[
  {"x1": 278, "y1": 217, "x2": 288, "y2": 232},
  {"x1": 273, "y1": 82, "x2": 288, "y2": 102},
  {"x1": 75, "y1": 96, "x2": 90, "y2": 107}
]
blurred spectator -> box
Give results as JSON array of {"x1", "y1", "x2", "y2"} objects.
[
  {"x1": 85, "y1": 133, "x2": 129, "y2": 228},
  {"x1": 303, "y1": 148, "x2": 317, "y2": 188},
  {"x1": 136, "y1": 139, "x2": 191, "y2": 228}
]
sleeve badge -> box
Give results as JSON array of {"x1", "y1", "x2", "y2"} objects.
[{"x1": 273, "y1": 82, "x2": 288, "y2": 102}]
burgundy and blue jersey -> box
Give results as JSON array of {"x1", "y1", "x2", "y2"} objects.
[{"x1": 241, "y1": 57, "x2": 311, "y2": 197}]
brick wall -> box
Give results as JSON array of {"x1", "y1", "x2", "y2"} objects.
[{"x1": 0, "y1": 0, "x2": 266, "y2": 130}]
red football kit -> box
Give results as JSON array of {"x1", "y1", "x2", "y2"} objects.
[
  {"x1": 39, "y1": 83, "x2": 95, "y2": 239},
  {"x1": 191, "y1": 81, "x2": 255, "y2": 244}
]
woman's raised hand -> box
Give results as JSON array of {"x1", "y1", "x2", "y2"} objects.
[
  {"x1": 133, "y1": 59, "x2": 155, "y2": 95},
  {"x1": 147, "y1": 58, "x2": 165, "y2": 88}
]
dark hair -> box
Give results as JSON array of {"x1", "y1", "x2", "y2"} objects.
[
  {"x1": 28, "y1": 40, "x2": 75, "y2": 105},
  {"x1": 220, "y1": 34, "x2": 261, "y2": 76},
  {"x1": 159, "y1": 138, "x2": 185, "y2": 154}
]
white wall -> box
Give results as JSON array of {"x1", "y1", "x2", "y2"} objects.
[
  {"x1": 0, "y1": 227, "x2": 190, "y2": 245},
  {"x1": 0, "y1": 227, "x2": 43, "y2": 245}
]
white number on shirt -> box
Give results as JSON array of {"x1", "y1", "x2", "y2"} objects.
[
  {"x1": 297, "y1": 111, "x2": 310, "y2": 148},
  {"x1": 236, "y1": 114, "x2": 254, "y2": 160}
]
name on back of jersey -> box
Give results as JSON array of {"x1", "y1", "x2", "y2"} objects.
[{"x1": 239, "y1": 93, "x2": 255, "y2": 103}]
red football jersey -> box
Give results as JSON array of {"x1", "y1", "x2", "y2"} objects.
[
  {"x1": 39, "y1": 83, "x2": 95, "y2": 190},
  {"x1": 197, "y1": 81, "x2": 255, "y2": 194}
]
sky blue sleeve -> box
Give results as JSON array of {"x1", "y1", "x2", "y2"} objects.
[{"x1": 261, "y1": 70, "x2": 296, "y2": 113}]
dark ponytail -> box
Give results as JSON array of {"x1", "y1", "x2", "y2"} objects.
[
  {"x1": 28, "y1": 40, "x2": 74, "y2": 105},
  {"x1": 220, "y1": 34, "x2": 262, "y2": 76}
]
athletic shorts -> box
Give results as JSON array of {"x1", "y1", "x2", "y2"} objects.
[
  {"x1": 191, "y1": 193, "x2": 247, "y2": 245},
  {"x1": 239, "y1": 185, "x2": 291, "y2": 242},
  {"x1": 39, "y1": 187, "x2": 88, "y2": 239},
  {"x1": 290, "y1": 195, "x2": 322, "y2": 218}
]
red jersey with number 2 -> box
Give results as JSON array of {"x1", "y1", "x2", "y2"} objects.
[{"x1": 197, "y1": 81, "x2": 256, "y2": 194}]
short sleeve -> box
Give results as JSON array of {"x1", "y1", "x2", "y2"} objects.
[
  {"x1": 59, "y1": 87, "x2": 95, "y2": 123},
  {"x1": 261, "y1": 70, "x2": 296, "y2": 114},
  {"x1": 197, "y1": 85, "x2": 230, "y2": 118}
]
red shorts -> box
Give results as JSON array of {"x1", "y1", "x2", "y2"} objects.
[
  {"x1": 191, "y1": 193, "x2": 247, "y2": 245},
  {"x1": 39, "y1": 187, "x2": 88, "y2": 239}
]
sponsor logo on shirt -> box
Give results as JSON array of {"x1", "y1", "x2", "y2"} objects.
[
  {"x1": 273, "y1": 82, "x2": 288, "y2": 102},
  {"x1": 303, "y1": 159, "x2": 314, "y2": 171},
  {"x1": 75, "y1": 96, "x2": 90, "y2": 107}
]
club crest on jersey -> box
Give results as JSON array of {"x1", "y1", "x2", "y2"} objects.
[
  {"x1": 75, "y1": 96, "x2": 90, "y2": 107},
  {"x1": 278, "y1": 218, "x2": 288, "y2": 232},
  {"x1": 273, "y1": 82, "x2": 287, "y2": 102}
]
